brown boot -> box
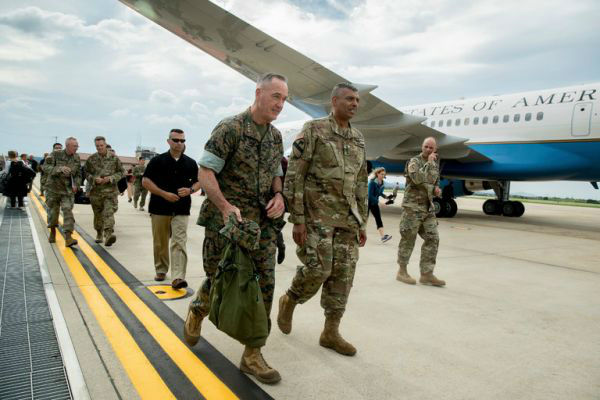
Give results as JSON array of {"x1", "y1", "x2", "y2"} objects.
[
  {"x1": 104, "y1": 231, "x2": 116, "y2": 247},
  {"x1": 396, "y1": 264, "x2": 416, "y2": 285},
  {"x1": 183, "y1": 309, "x2": 203, "y2": 346},
  {"x1": 319, "y1": 316, "x2": 357, "y2": 356},
  {"x1": 277, "y1": 294, "x2": 297, "y2": 334},
  {"x1": 65, "y1": 231, "x2": 78, "y2": 247},
  {"x1": 240, "y1": 347, "x2": 281, "y2": 384},
  {"x1": 48, "y1": 227, "x2": 56, "y2": 243},
  {"x1": 95, "y1": 231, "x2": 103, "y2": 243},
  {"x1": 420, "y1": 272, "x2": 446, "y2": 287}
]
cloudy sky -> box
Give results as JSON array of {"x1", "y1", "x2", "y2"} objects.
[{"x1": 1, "y1": 0, "x2": 599, "y2": 199}]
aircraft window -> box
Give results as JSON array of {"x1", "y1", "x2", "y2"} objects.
[
  {"x1": 503, "y1": 115, "x2": 509, "y2": 123},
  {"x1": 525, "y1": 113, "x2": 532, "y2": 121},
  {"x1": 536, "y1": 111, "x2": 544, "y2": 121},
  {"x1": 431, "y1": 121, "x2": 436, "y2": 128},
  {"x1": 455, "y1": 118, "x2": 461, "y2": 126},
  {"x1": 492, "y1": 115, "x2": 499, "y2": 123},
  {"x1": 465, "y1": 118, "x2": 470, "y2": 126},
  {"x1": 514, "y1": 114, "x2": 520, "y2": 122},
  {"x1": 447, "y1": 119, "x2": 452, "y2": 126},
  {"x1": 482, "y1": 116, "x2": 489, "y2": 124},
  {"x1": 439, "y1": 120, "x2": 444, "y2": 127},
  {"x1": 473, "y1": 117, "x2": 479, "y2": 125}
]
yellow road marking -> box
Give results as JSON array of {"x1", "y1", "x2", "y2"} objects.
[
  {"x1": 29, "y1": 193, "x2": 175, "y2": 399},
  {"x1": 147, "y1": 285, "x2": 189, "y2": 300},
  {"x1": 31, "y1": 191, "x2": 239, "y2": 400}
]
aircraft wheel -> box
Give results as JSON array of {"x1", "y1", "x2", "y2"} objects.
[
  {"x1": 483, "y1": 199, "x2": 501, "y2": 215},
  {"x1": 513, "y1": 201, "x2": 525, "y2": 217},
  {"x1": 445, "y1": 198, "x2": 458, "y2": 218},
  {"x1": 502, "y1": 201, "x2": 517, "y2": 217},
  {"x1": 433, "y1": 198, "x2": 446, "y2": 218}
]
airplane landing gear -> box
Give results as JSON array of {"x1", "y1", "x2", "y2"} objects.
[
  {"x1": 434, "y1": 197, "x2": 458, "y2": 218},
  {"x1": 483, "y1": 181, "x2": 525, "y2": 217}
]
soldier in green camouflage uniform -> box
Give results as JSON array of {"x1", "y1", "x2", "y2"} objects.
[
  {"x1": 43, "y1": 138, "x2": 81, "y2": 247},
  {"x1": 183, "y1": 73, "x2": 287, "y2": 385},
  {"x1": 396, "y1": 137, "x2": 446, "y2": 287},
  {"x1": 277, "y1": 83, "x2": 368, "y2": 357},
  {"x1": 84, "y1": 136, "x2": 124, "y2": 246},
  {"x1": 132, "y1": 158, "x2": 148, "y2": 210}
]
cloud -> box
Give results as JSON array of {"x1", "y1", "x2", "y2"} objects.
[
  {"x1": 0, "y1": 67, "x2": 44, "y2": 86},
  {"x1": 149, "y1": 89, "x2": 177, "y2": 105},
  {"x1": 214, "y1": 96, "x2": 252, "y2": 117},
  {"x1": 109, "y1": 108, "x2": 131, "y2": 118},
  {"x1": 144, "y1": 113, "x2": 190, "y2": 127},
  {"x1": 190, "y1": 102, "x2": 209, "y2": 116}
]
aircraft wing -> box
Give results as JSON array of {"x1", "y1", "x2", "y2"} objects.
[{"x1": 120, "y1": 0, "x2": 488, "y2": 162}]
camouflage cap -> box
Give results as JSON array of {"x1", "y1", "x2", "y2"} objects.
[{"x1": 219, "y1": 214, "x2": 261, "y2": 251}]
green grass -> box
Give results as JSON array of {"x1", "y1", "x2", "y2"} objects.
[{"x1": 469, "y1": 195, "x2": 600, "y2": 208}]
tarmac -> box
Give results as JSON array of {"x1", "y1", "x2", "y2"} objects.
[{"x1": 23, "y1": 188, "x2": 600, "y2": 399}]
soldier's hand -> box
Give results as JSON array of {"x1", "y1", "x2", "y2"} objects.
[
  {"x1": 359, "y1": 230, "x2": 367, "y2": 247},
  {"x1": 62, "y1": 166, "x2": 71, "y2": 175},
  {"x1": 177, "y1": 187, "x2": 191, "y2": 197},
  {"x1": 434, "y1": 187, "x2": 441, "y2": 197},
  {"x1": 265, "y1": 193, "x2": 285, "y2": 219},
  {"x1": 95, "y1": 177, "x2": 104, "y2": 184},
  {"x1": 292, "y1": 224, "x2": 307, "y2": 246},
  {"x1": 221, "y1": 204, "x2": 242, "y2": 224},
  {"x1": 163, "y1": 192, "x2": 180, "y2": 202},
  {"x1": 72, "y1": 186, "x2": 78, "y2": 194},
  {"x1": 428, "y1": 153, "x2": 437, "y2": 163}
]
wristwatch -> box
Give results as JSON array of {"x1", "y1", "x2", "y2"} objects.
[{"x1": 189, "y1": 187, "x2": 195, "y2": 194}]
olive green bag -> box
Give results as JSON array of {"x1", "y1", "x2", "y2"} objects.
[{"x1": 208, "y1": 241, "x2": 269, "y2": 348}]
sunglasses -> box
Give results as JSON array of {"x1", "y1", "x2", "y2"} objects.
[{"x1": 170, "y1": 138, "x2": 186, "y2": 143}]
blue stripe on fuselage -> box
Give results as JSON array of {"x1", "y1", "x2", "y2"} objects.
[{"x1": 374, "y1": 141, "x2": 600, "y2": 181}]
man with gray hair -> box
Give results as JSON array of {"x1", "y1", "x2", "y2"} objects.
[
  {"x1": 184, "y1": 73, "x2": 287, "y2": 384},
  {"x1": 396, "y1": 136, "x2": 445, "y2": 286},
  {"x1": 43, "y1": 137, "x2": 81, "y2": 247},
  {"x1": 277, "y1": 82, "x2": 368, "y2": 357}
]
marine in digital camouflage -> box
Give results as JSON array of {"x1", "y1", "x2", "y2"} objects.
[
  {"x1": 84, "y1": 152, "x2": 124, "y2": 236},
  {"x1": 397, "y1": 153, "x2": 440, "y2": 273},
  {"x1": 284, "y1": 114, "x2": 368, "y2": 318},
  {"x1": 132, "y1": 163, "x2": 148, "y2": 208},
  {"x1": 43, "y1": 149, "x2": 82, "y2": 233},
  {"x1": 190, "y1": 108, "x2": 284, "y2": 328}
]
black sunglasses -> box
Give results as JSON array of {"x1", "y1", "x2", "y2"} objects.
[{"x1": 170, "y1": 138, "x2": 186, "y2": 143}]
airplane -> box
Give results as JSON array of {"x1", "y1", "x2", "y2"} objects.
[{"x1": 119, "y1": 0, "x2": 600, "y2": 218}]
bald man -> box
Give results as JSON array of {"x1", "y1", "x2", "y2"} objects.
[{"x1": 396, "y1": 137, "x2": 446, "y2": 286}]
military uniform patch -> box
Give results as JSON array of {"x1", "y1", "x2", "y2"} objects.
[{"x1": 292, "y1": 139, "x2": 305, "y2": 158}]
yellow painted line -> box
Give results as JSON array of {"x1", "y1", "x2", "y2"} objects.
[
  {"x1": 29, "y1": 193, "x2": 175, "y2": 399},
  {"x1": 31, "y1": 191, "x2": 239, "y2": 400},
  {"x1": 147, "y1": 285, "x2": 189, "y2": 300}
]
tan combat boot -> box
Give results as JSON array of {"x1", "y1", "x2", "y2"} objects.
[
  {"x1": 240, "y1": 346, "x2": 281, "y2": 384},
  {"x1": 183, "y1": 309, "x2": 203, "y2": 346},
  {"x1": 420, "y1": 272, "x2": 446, "y2": 287},
  {"x1": 64, "y1": 231, "x2": 78, "y2": 247},
  {"x1": 319, "y1": 316, "x2": 357, "y2": 356},
  {"x1": 95, "y1": 231, "x2": 103, "y2": 243},
  {"x1": 104, "y1": 231, "x2": 116, "y2": 247},
  {"x1": 276, "y1": 293, "x2": 297, "y2": 334},
  {"x1": 396, "y1": 264, "x2": 416, "y2": 285},
  {"x1": 48, "y1": 227, "x2": 56, "y2": 243}
]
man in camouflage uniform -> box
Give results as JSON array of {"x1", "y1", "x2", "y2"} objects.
[
  {"x1": 184, "y1": 73, "x2": 287, "y2": 384},
  {"x1": 40, "y1": 143, "x2": 63, "y2": 196},
  {"x1": 84, "y1": 136, "x2": 124, "y2": 246},
  {"x1": 277, "y1": 83, "x2": 368, "y2": 357},
  {"x1": 396, "y1": 137, "x2": 445, "y2": 287},
  {"x1": 132, "y1": 157, "x2": 148, "y2": 210},
  {"x1": 43, "y1": 137, "x2": 81, "y2": 247}
]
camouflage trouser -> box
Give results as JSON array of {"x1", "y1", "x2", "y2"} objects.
[
  {"x1": 40, "y1": 174, "x2": 47, "y2": 195},
  {"x1": 133, "y1": 184, "x2": 148, "y2": 208},
  {"x1": 288, "y1": 223, "x2": 359, "y2": 319},
  {"x1": 45, "y1": 192, "x2": 75, "y2": 233},
  {"x1": 90, "y1": 192, "x2": 118, "y2": 235},
  {"x1": 189, "y1": 228, "x2": 277, "y2": 330},
  {"x1": 397, "y1": 208, "x2": 439, "y2": 274}
]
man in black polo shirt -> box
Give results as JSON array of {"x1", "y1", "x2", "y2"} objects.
[{"x1": 142, "y1": 129, "x2": 201, "y2": 289}]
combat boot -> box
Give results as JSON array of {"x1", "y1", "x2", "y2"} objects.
[
  {"x1": 64, "y1": 232, "x2": 78, "y2": 247},
  {"x1": 48, "y1": 227, "x2": 56, "y2": 243},
  {"x1": 396, "y1": 264, "x2": 416, "y2": 285},
  {"x1": 277, "y1": 294, "x2": 296, "y2": 334},
  {"x1": 319, "y1": 316, "x2": 357, "y2": 356},
  {"x1": 240, "y1": 346, "x2": 281, "y2": 384},
  {"x1": 104, "y1": 231, "x2": 116, "y2": 247},
  {"x1": 419, "y1": 272, "x2": 446, "y2": 287},
  {"x1": 95, "y1": 230, "x2": 103, "y2": 243},
  {"x1": 183, "y1": 309, "x2": 203, "y2": 346}
]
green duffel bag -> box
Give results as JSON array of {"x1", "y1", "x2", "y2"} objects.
[{"x1": 208, "y1": 241, "x2": 268, "y2": 348}]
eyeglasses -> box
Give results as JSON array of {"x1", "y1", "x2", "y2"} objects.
[{"x1": 170, "y1": 138, "x2": 186, "y2": 143}]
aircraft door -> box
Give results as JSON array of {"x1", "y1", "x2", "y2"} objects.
[{"x1": 571, "y1": 102, "x2": 592, "y2": 136}]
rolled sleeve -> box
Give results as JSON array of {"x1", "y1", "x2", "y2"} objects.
[
  {"x1": 198, "y1": 150, "x2": 225, "y2": 173},
  {"x1": 276, "y1": 163, "x2": 284, "y2": 177}
]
